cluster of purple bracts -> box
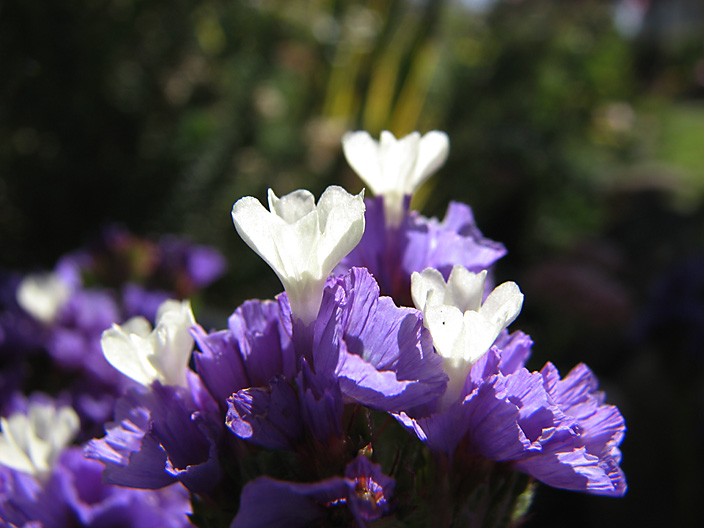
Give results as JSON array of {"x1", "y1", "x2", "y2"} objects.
[
  {"x1": 83, "y1": 193, "x2": 624, "y2": 527},
  {"x1": 1, "y1": 131, "x2": 626, "y2": 528}
]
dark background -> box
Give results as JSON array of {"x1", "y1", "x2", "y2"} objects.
[{"x1": 2, "y1": 1, "x2": 704, "y2": 526}]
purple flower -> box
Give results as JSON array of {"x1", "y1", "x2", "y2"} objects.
[
  {"x1": 0, "y1": 272, "x2": 47, "y2": 359},
  {"x1": 157, "y1": 235, "x2": 227, "y2": 292},
  {"x1": 282, "y1": 267, "x2": 448, "y2": 413},
  {"x1": 0, "y1": 448, "x2": 192, "y2": 528},
  {"x1": 85, "y1": 378, "x2": 222, "y2": 493},
  {"x1": 48, "y1": 289, "x2": 123, "y2": 383},
  {"x1": 395, "y1": 331, "x2": 627, "y2": 496},
  {"x1": 121, "y1": 283, "x2": 172, "y2": 321},
  {"x1": 230, "y1": 455, "x2": 395, "y2": 528},
  {"x1": 339, "y1": 197, "x2": 506, "y2": 303}
]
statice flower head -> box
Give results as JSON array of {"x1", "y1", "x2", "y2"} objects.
[
  {"x1": 412, "y1": 265, "x2": 523, "y2": 406},
  {"x1": 232, "y1": 186, "x2": 365, "y2": 325},
  {"x1": 342, "y1": 130, "x2": 449, "y2": 226},
  {"x1": 101, "y1": 299, "x2": 196, "y2": 389}
]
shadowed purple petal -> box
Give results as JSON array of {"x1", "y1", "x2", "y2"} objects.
[
  {"x1": 231, "y1": 476, "x2": 349, "y2": 528},
  {"x1": 297, "y1": 361, "x2": 344, "y2": 444},
  {"x1": 230, "y1": 455, "x2": 395, "y2": 528},
  {"x1": 86, "y1": 383, "x2": 221, "y2": 493},
  {"x1": 226, "y1": 376, "x2": 303, "y2": 449}
]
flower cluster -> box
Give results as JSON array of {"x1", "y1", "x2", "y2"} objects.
[{"x1": 0, "y1": 131, "x2": 626, "y2": 527}]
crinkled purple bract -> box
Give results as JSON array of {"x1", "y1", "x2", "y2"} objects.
[
  {"x1": 281, "y1": 267, "x2": 447, "y2": 413},
  {"x1": 339, "y1": 197, "x2": 506, "y2": 302},
  {"x1": 513, "y1": 362, "x2": 627, "y2": 496},
  {"x1": 395, "y1": 331, "x2": 627, "y2": 496},
  {"x1": 192, "y1": 299, "x2": 295, "y2": 413},
  {"x1": 230, "y1": 455, "x2": 394, "y2": 528},
  {"x1": 0, "y1": 448, "x2": 192, "y2": 528},
  {"x1": 85, "y1": 380, "x2": 222, "y2": 493}
]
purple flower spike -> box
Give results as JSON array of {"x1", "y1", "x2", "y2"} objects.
[
  {"x1": 230, "y1": 455, "x2": 394, "y2": 528},
  {"x1": 85, "y1": 382, "x2": 222, "y2": 493}
]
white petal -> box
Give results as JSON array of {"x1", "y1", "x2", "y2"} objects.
[
  {"x1": 16, "y1": 273, "x2": 72, "y2": 324},
  {"x1": 0, "y1": 403, "x2": 79, "y2": 476},
  {"x1": 151, "y1": 300, "x2": 196, "y2": 387},
  {"x1": 268, "y1": 188, "x2": 316, "y2": 223},
  {"x1": 424, "y1": 304, "x2": 465, "y2": 359},
  {"x1": 102, "y1": 324, "x2": 160, "y2": 386},
  {"x1": 445, "y1": 266, "x2": 486, "y2": 313},
  {"x1": 411, "y1": 268, "x2": 448, "y2": 313},
  {"x1": 232, "y1": 195, "x2": 288, "y2": 277},
  {"x1": 121, "y1": 316, "x2": 153, "y2": 337},
  {"x1": 461, "y1": 310, "x2": 504, "y2": 364},
  {"x1": 479, "y1": 281, "x2": 524, "y2": 328},
  {"x1": 380, "y1": 131, "x2": 420, "y2": 195},
  {"x1": 315, "y1": 186, "x2": 366, "y2": 276},
  {"x1": 342, "y1": 131, "x2": 383, "y2": 194},
  {"x1": 412, "y1": 131, "x2": 450, "y2": 189},
  {"x1": 0, "y1": 416, "x2": 35, "y2": 474}
]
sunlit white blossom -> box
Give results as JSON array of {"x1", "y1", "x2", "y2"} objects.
[
  {"x1": 232, "y1": 186, "x2": 365, "y2": 325},
  {"x1": 101, "y1": 299, "x2": 196, "y2": 388},
  {"x1": 16, "y1": 272, "x2": 72, "y2": 324},
  {"x1": 411, "y1": 265, "x2": 523, "y2": 404},
  {"x1": 0, "y1": 402, "x2": 79, "y2": 477},
  {"x1": 342, "y1": 130, "x2": 449, "y2": 225}
]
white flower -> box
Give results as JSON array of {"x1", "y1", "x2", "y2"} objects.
[
  {"x1": 101, "y1": 299, "x2": 196, "y2": 388},
  {"x1": 232, "y1": 186, "x2": 366, "y2": 325},
  {"x1": 342, "y1": 130, "x2": 449, "y2": 225},
  {"x1": 16, "y1": 272, "x2": 72, "y2": 324},
  {"x1": 411, "y1": 266, "x2": 523, "y2": 405},
  {"x1": 0, "y1": 402, "x2": 79, "y2": 477}
]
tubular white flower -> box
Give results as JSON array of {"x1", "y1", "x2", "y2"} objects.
[
  {"x1": 101, "y1": 299, "x2": 196, "y2": 388},
  {"x1": 0, "y1": 402, "x2": 79, "y2": 477},
  {"x1": 342, "y1": 130, "x2": 449, "y2": 226},
  {"x1": 16, "y1": 272, "x2": 72, "y2": 324},
  {"x1": 412, "y1": 266, "x2": 523, "y2": 404},
  {"x1": 232, "y1": 186, "x2": 366, "y2": 325}
]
